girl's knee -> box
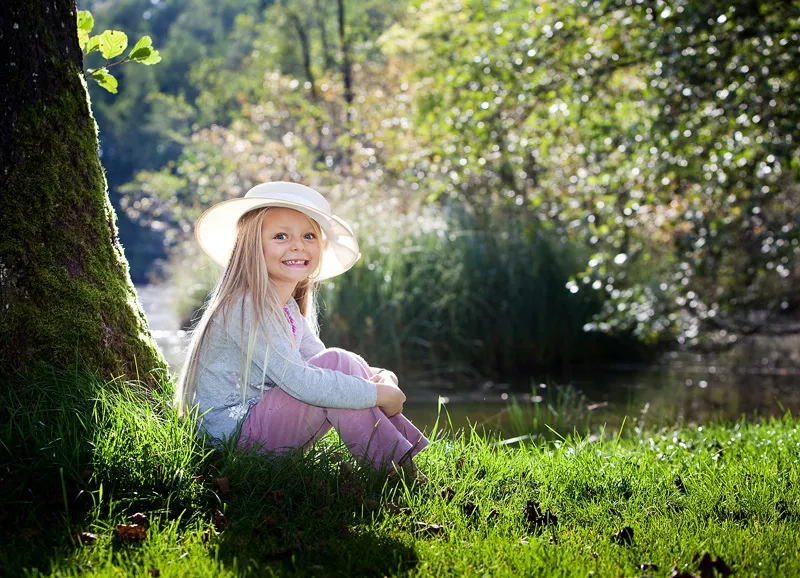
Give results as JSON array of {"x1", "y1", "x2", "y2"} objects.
[{"x1": 309, "y1": 347, "x2": 369, "y2": 376}]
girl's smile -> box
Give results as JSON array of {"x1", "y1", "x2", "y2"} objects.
[{"x1": 261, "y1": 208, "x2": 321, "y2": 291}]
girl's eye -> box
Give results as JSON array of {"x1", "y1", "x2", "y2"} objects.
[
  {"x1": 304, "y1": 233, "x2": 316, "y2": 240},
  {"x1": 274, "y1": 233, "x2": 288, "y2": 240}
]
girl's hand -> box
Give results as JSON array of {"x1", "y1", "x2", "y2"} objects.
[
  {"x1": 374, "y1": 369, "x2": 399, "y2": 388},
  {"x1": 374, "y1": 382, "x2": 405, "y2": 417}
]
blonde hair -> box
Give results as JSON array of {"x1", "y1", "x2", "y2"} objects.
[{"x1": 174, "y1": 206, "x2": 324, "y2": 415}]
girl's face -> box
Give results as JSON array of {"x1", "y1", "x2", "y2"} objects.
[{"x1": 260, "y1": 208, "x2": 321, "y2": 287}]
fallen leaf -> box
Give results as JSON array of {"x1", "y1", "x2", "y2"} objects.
[
  {"x1": 456, "y1": 456, "x2": 466, "y2": 470},
  {"x1": 214, "y1": 477, "x2": 231, "y2": 495},
  {"x1": 117, "y1": 524, "x2": 147, "y2": 541},
  {"x1": 127, "y1": 512, "x2": 148, "y2": 526},
  {"x1": 414, "y1": 521, "x2": 444, "y2": 535},
  {"x1": 149, "y1": 570, "x2": 160, "y2": 577},
  {"x1": 461, "y1": 501, "x2": 478, "y2": 517},
  {"x1": 694, "y1": 552, "x2": 732, "y2": 578},
  {"x1": 675, "y1": 475, "x2": 687, "y2": 494},
  {"x1": 385, "y1": 502, "x2": 402, "y2": 515},
  {"x1": 72, "y1": 532, "x2": 97, "y2": 545},
  {"x1": 266, "y1": 489, "x2": 286, "y2": 503},
  {"x1": 640, "y1": 562, "x2": 659, "y2": 571},
  {"x1": 611, "y1": 526, "x2": 634, "y2": 545},
  {"x1": 525, "y1": 500, "x2": 557, "y2": 528},
  {"x1": 440, "y1": 486, "x2": 456, "y2": 503},
  {"x1": 260, "y1": 514, "x2": 277, "y2": 527},
  {"x1": 486, "y1": 509, "x2": 500, "y2": 522},
  {"x1": 213, "y1": 509, "x2": 230, "y2": 532}
]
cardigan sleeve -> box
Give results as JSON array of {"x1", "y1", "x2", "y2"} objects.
[
  {"x1": 296, "y1": 309, "x2": 327, "y2": 361},
  {"x1": 221, "y1": 298, "x2": 377, "y2": 409}
]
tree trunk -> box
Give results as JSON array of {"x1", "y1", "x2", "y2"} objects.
[
  {"x1": 315, "y1": 0, "x2": 333, "y2": 71},
  {"x1": 336, "y1": 0, "x2": 353, "y2": 116},
  {"x1": 0, "y1": 0, "x2": 167, "y2": 381},
  {"x1": 288, "y1": 10, "x2": 319, "y2": 101}
]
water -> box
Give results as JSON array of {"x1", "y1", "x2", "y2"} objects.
[{"x1": 137, "y1": 284, "x2": 800, "y2": 436}]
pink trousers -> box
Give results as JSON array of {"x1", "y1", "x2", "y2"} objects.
[{"x1": 238, "y1": 348, "x2": 429, "y2": 470}]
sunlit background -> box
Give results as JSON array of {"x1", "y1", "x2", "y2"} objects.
[{"x1": 83, "y1": 0, "x2": 799, "y2": 438}]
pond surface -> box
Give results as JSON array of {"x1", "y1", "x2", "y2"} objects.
[{"x1": 137, "y1": 284, "x2": 800, "y2": 437}]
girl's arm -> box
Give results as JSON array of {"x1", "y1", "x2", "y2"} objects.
[{"x1": 223, "y1": 298, "x2": 377, "y2": 409}]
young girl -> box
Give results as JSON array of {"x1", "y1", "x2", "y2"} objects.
[{"x1": 174, "y1": 181, "x2": 428, "y2": 473}]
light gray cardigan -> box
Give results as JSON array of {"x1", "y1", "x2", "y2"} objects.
[{"x1": 192, "y1": 296, "x2": 378, "y2": 442}]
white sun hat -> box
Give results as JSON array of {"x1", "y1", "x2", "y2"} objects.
[{"x1": 195, "y1": 181, "x2": 360, "y2": 281}]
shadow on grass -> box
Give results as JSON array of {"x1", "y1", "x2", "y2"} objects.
[
  {"x1": 0, "y1": 369, "x2": 419, "y2": 576},
  {"x1": 214, "y1": 522, "x2": 417, "y2": 576},
  {"x1": 208, "y1": 442, "x2": 420, "y2": 575}
]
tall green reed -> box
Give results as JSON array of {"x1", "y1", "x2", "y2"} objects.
[{"x1": 319, "y1": 205, "x2": 631, "y2": 381}]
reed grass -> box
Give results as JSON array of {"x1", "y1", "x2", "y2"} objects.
[{"x1": 313, "y1": 206, "x2": 644, "y2": 381}]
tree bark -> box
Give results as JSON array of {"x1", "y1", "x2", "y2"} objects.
[
  {"x1": 315, "y1": 0, "x2": 333, "y2": 71},
  {"x1": 0, "y1": 0, "x2": 167, "y2": 381},
  {"x1": 336, "y1": 0, "x2": 353, "y2": 168},
  {"x1": 336, "y1": 0, "x2": 353, "y2": 119},
  {"x1": 288, "y1": 9, "x2": 319, "y2": 101}
]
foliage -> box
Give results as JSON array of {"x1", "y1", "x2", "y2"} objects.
[
  {"x1": 113, "y1": 0, "x2": 645, "y2": 376},
  {"x1": 2, "y1": 371, "x2": 799, "y2": 576},
  {"x1": 387, "y1": 0, "x2": 799, "y2": 345},
  {"x1": 78, "y1": 10, "x2": 162, "y2": 94}
]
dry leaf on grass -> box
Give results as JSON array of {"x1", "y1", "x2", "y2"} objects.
[
  {"x1": 213, "y1": 509, "x2": 230, "y2": 532},
  {"x1": 694, "y1": 552, "x2": 732, "y2": 578},
  {"x1": 414, "y1": 521, "x2": 445, "y2": 535},
  {"x1": 440, "y1": 486, "x2": 456, "y2": 503},
  {"x1": 214, "y1": 477, "x2": 231, "y2": 495},
  {"x1": 525, "y1": 500, "x2": 557, "y2": 528},
  {"x1": 126, "y1": 512, "x2": 148, "y2": 526},
  {"x1": 611, "y1": 526, "x2": 634, "y2": 545},
  {"x1": 72, "y1": 532, "x2": 97, "y2": 545},
  {"x1": 117, "y1": 524, "x2": 147, "y2": 541},
  {"x1": 461, "y1": 501, "x2": 478, "y2": 517}
]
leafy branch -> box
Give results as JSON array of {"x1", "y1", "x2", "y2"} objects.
[{"x1": 77, "y1": 10, "x2": 162, "y2": 94}]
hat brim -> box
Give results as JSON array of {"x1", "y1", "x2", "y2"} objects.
[{"x1": 195, "y1": 197, "x2": 360, "y2": 281}]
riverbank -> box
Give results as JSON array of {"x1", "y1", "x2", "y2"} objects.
[{"x1": 2, "y1": 373, "x2": 798, "y2": 576}]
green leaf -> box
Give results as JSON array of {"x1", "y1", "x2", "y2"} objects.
[
  {"x1": 128, "y1": 35, "x2": 152, "y2": 53},
  {"x1": 77, "y1": 10, "x2": 94, "y2": 32},
  {"x1": 128, "y1": 36, "x2": 162, "y2": 65},
  {"x1": 97, "y1": 30, "x2": 128, "y2": 59},
  {"x1": 90, "y1": 68, "x2": 118, "y2": 94},
  {"x1": 77, "y1": 11, "x2": 94, "y2": 51},
  {"x1": 78, "y1": 29, "x2": 89, "y2": 52},
  {"x1": 85, "y1": 35, "x2": 101, "y2": 54}
]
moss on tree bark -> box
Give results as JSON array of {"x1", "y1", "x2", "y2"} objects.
[{"x1": 0, "y1": 0, "x2": 167, "y2": 381}]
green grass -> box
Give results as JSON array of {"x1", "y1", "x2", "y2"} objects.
[{"x1": 2, "y1": 372, "x2": 799, "y2": 576}]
